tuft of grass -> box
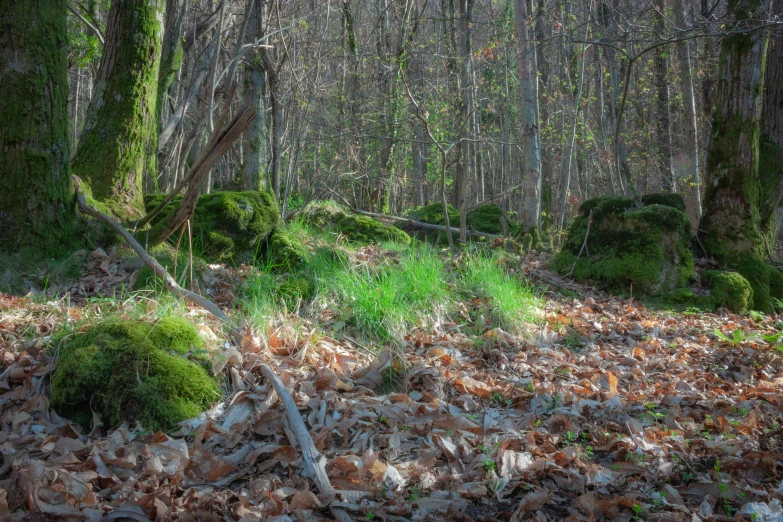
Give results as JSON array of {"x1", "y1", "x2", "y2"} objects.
[
  {"x1": 460, "y1": 252, "x2": 539, "y2": 333},
  {"x1": 323, "y1": 245, "x2": 451, "y2": 341}
]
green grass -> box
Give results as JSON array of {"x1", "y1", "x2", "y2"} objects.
[
  {"x1": 239, "y1": 221, "x2": 540, "y2": 344},
  {"x1": 460, "y1": 252, "x2": 539, "y2": 333}
]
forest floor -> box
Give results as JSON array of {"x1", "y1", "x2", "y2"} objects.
[{"x1": 0, "y1": 229, "x2": 782, "y2": 521}]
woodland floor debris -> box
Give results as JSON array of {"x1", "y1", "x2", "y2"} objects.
[{"x1": 0, "y1": 250, "x2": 782, "y2": 521}]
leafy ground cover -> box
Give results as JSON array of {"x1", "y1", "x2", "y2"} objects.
[{"x1": 0, "y1": 224, "x2": 782, "y2": 521}]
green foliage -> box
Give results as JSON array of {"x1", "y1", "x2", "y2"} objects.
[
  {"x1": 50, "y1": 317, "x2": 220, "y2": 432},
  {"x1": 552, "y1": 195, "x2": 694, "y2": 295},
  {"x1": 703, "y1": 270, "x2": 754, "y2": 313}
]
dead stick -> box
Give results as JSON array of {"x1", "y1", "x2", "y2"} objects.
[{"x1": 73, "y1": 176, "x2": 242, "y2": 341}]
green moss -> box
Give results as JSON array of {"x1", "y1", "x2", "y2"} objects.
[
  {"x1": 732, "y1": 256, "x2": 783, "y2": 313},
  {"x1": 301, "y1": 201, "x2": 348, "y2": 228},
  {"x1": 552, "y1": 194, "x2": 694, "y2": 295},
  {"x1": 405, "y1": 202, "x2": 460, "y2": 226},
  {"x1": 277, "y1": 275, "x2": 314, "y2": 306},
  {"x1": 703, "y1": 270, "x2": 754, "y2": 313},
  {"x1": 640, "y1": 193, "x2": 687, "y2": 212},
  {"x1": 144, "y1": 191, "x2": 279, "y2": 264},
  {"x1": 467, "y1": 204, "x2": 514, "y2": 235},
  {"x1": 335, "y1": 215, "x2": 412, "y2": 245},
  {"x1": 265, "y1": 228, "x2": 310, "y2": 272},
  {"x1": 50, "y1": 317, "x2": 219, "y2": 432}
]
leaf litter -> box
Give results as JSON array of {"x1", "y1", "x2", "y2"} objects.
[{"x1": 0, "y1": 253, "x2": 782, "y2": 521}]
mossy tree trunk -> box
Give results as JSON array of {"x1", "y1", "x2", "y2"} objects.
[
  {"x1": 0, "y1": 0, "x2": 80, "y2": 256},
  {"x1": 698, "y1": 0, "x2": 771, "y2": 262},
  {"x1": 71, "y1": 0, "x2": 164, "y2": 220},
  {"x1": 243, "y1": 0, "x2": 268, "y2": 191}
]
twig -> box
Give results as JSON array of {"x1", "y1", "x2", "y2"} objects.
[{"x1": 567, "y1": 209, "x2": 593, "y2": 278}]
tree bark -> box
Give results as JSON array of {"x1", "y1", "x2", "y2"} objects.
[
  {"x1": 654, "y1": 0, "x2": 675, "y2": 192},
  {"x1": 698, "y1": 0, "x2": 771, "y2": 262},
  {"x1": 71, "y1": 0, "x2": 164, "y2": 220},
  {"x1": 759, "y1": 25, "x2": 783, "y2": 236},
  {"x1": 514, "y1": 0, "x2": 543, "y2": 233},
  {"x1": 242, "y1": 0, "x2": 267, "y2": 190},
  {"x1": 0, "y1": 0, "x2": 80, "y2": 256}
]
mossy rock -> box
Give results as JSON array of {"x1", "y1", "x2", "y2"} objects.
[
  {"x1": 301, "y1": 201, "x2": 349, "y2": 228},
  {"x1": 551, "y1": 194, "x2": 694, "y2": 295},
  {"x1": 144, "y1": 191, "x2": 279, "y2": 264},
  {"x1": 732, "y1": 256, "x2": 783, "y2": 313},
  {"x1": 50, "y1": 317, "x2": 220, "y2": 432},
  {"x1": 265, "y1": 228, "x2": 310, "y2": 272},
  {"x1": 467, "y1": 204, "x2": 518, "y2": 235},
  {"x1": 400, "y1": 202, "x2": 460, "y2": 243},
  {"x1": 335, "y1": 215, "x2": 412, "y2": 245},
  {"x1": 702, "y1": 270, "x2": 753, "y2": 313},
  {"x1": 277, "y1": 274, "x2": 314, "y2": 307}
]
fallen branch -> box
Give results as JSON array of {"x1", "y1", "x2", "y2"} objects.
[
  {"x1": 73, "y1": 176, "x2": 241, "y2": 341},
  {"x1": 353, "y1": 209, "x2": 502, "y2": 240},
  {"x1": 75, "y1": 176, "x2": 352, "y2": 521}
]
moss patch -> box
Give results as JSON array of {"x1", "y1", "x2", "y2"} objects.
[
  {"x1": 278, "y1": 274, "x2": 314, "y2": 307},
  {"x1": 50, "y1": 317, "x2": 220, "y2": 432},
  {"x1": 703, "y1": 270, "x2": 753, "y2": 313},
  {"x1": 551, "y1": 194, "x2": 694, "y2": 295},
  {"x1": 467, "y1": 204, "x2": 518, "y2": 235},
  {"x1": 145, "y1": 191, "x2": 279, "y2": 264},
  {"x1": 733, "y1": 256, "x2": 783, "y2": 313},
  {"x1": 335, "y1": 215, "x2": 412, "y2": 245},
  {"x1": 265, "y1": 228, "x2": 310, "y2": 272}
]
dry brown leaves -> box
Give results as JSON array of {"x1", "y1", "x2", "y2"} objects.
[{"x1": 0, "y1": 259, "x2": 782, "y2": 521}]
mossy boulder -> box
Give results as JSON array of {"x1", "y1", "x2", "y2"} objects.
[
  {"x1": 50, "y1": 317, "x2": 220, "y2": 432},
  {"x1": 301, "y1": 201, "x2": 349, "y2": 228},
  {"x1": 467, "y1": 204, "x2": 518, "y2": 235},
  {"x1": 265, "y1": 228, "x2": 310, "y2": 272},
  {"x1": 144, "y1": 190, "x2": 279, "y2": 264},
  {"x1": 335, "y1": 214, "x2": 412, "y2": 245},
  {"x1": 400, "y1": 202, "x2": 460, "y2": 243},
  {"x1": 551, "y1": 194, "x2": 694, "y2": 295},
  {"x1": 702, "y1": 270, "x2": 753, "y2": 313}
]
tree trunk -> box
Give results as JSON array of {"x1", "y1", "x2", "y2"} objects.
[
  {"x1": 71, "y1": 0, "x2": 164, "y2": 220},
  {"x1": 654, "y1": 0, "x2": 675, "y2": 192},
  {"x1": 243, "y1": 0, "x2": 267, "y2": 190},
  {"x1": 514, "y1": 0, "x2": 543, "y2": 233},
  {"x1": 698, "y1": 0, "x2": 771, "y2": 262},
  {"x1": 676, "y1": 0, "x2": 702, "y2": 218},
  {"x1": 0, "y1": 0, "x2": 81, "y2": 256},
  {"x1": 759, "y1": 26, "x2": 783, "y2": 237}
]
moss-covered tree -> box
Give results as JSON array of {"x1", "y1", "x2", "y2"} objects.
[
  {"x1": 698, "y1": 0, "x2": 782, "y2": 311},
  {"x1": 759, "y1": 26, "x2": 783, "y2": 238},
  {"x1": 0, "y1": 0, "x2": 81, "y2": 256},
  {"x1": 71, "y1": 0, "x2": 164, "y2": 219}
]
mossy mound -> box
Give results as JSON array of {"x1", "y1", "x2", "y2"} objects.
[
  {"x1": 144, "y1": 191, "x2": 279, "y2": 264},
  {"x1": 467, "y1": 204, "x2": 518, "y2": 235},
  {"x1": 301, "y1": 201, "x2": 348, "y2": 228},
  {"x1": 265, "y1": 228, "x2": 310, "y2": 272},
  {"x1": 400, "y1": 202, "x2": 460, "y2": 243},
  {"x1": 50, "y1": 317, "x2": 220, "y2": 432},
  {"x1": 731, "y1": 257, "x2": 783, "y2": 313},
  {"x1": 702, "y1": 270, "x2": 753, "y2": 313},
  {"x1": 335, "y1": 214, "x2": 412, "y2": 245},
  {"x1": 551, "y1": 194, "x2": 694, "y2": 295}
]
